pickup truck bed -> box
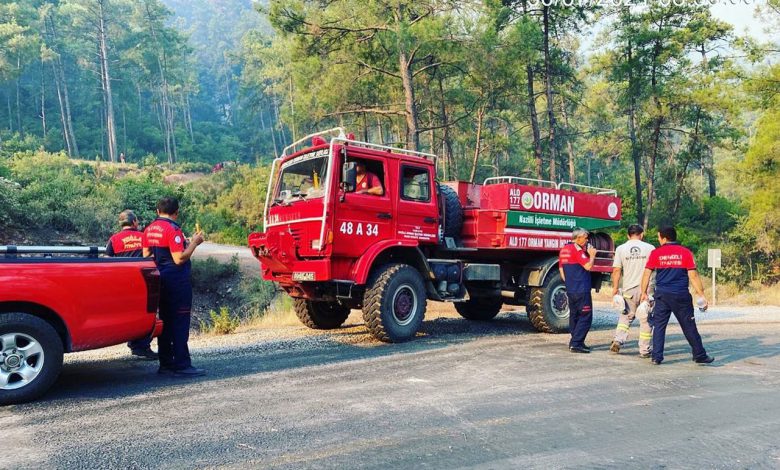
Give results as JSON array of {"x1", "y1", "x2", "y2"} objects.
[{"x1": 0, "y1": 246, "x2": 161, "y2": 405}]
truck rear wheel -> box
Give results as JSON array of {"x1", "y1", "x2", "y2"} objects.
[
  {"x1": 362, "y1": 263, "x2": 427, "y2": 342},
  {"x1": 293, "y1": 299, "x2": 351, "y2": 330},
  {"x1": 0, "y1": 313, "x2": 64, "y2": 405},
  {"x1": 455, "y1": 296, "x2": 503, "y2": 321},
  {"x1": 527, "y1": 272, "x2": 570, "y2": 333}
]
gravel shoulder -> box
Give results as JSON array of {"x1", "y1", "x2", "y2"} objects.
[{"x1": 4, "y1": 301, "x2": 780, "y2": 469}]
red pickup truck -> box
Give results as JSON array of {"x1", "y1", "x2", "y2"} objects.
[{"x1": 0, "y1": 246, "x2": 162, "y2": 405}]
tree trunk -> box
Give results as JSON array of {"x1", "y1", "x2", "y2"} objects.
[
  {"x1": 542, "y1": 6, "x2": 557, "y2": 181},
  {"x1": 16, "y1": 56, "x2": 22, "y2": 136},
  {"x1": 644, "y1": 34, "x2": 666, "y2": 229},
  {"x1": 6, "y1": 93, "x2": 12, "y2": 132},
  {"x1": 469, "y1": 105, "x2": 485, "y2": 183},
  {"x1": 122, "y1": 106, "x2": 127, "y2": 157},
  {"x1": 559, "y1": 96, "x2": 575, "y2": 184},
  {"x1": 58, "y1": 58, "x2": 78, "y2": 157},
  {"x1": 706, "y1": 159, "x2": 716, "y2": 197},
  {"x1": 98, "y1": 0, "x2": 118, "y2": 162},
  {"x1": 627, "y1": 38, "x2": 643, "y2": 224},
  {"x1": 40, "y1": 60, "x2": 47, "y2": 138},
  {"x1": 52, "y1": 62, "x2": 72, "y2": 156},
  {"x1": 396, "y1": 5, "x2": 420, "y2": 151},
  {"x1": 398, "y1": 49, "x2": 419, "y2": 151},
  {"x1": 437, "y1": 73, "x2": 454, "y2": 180},
  {"x1": 526, "y1": 65, "x2": 543, "y2": 180},
  {"x1": 288, "y1": 76, "x2": 296, "y2": 142},
  {"x1": 185, "y1": 93, "x2": 195, "y2": 144},
  {"x1": 145, "y1": 2, "x2": 176, "y2": 164}
]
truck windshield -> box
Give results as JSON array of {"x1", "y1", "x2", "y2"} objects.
[{"x1": 274, "y1": 150, "x2": 329, "y2": 204}]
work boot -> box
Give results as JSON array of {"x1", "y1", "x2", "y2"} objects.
[
  {"x1": 131, "y1": 348, "x2": 159, "y2": 360},
  {"x1": 651, "y1": 359, "x2": 662, "y2": 365},
  {"x1": 639, "y1": 352, "x2": 652, "y2": 359},
  {"x1": 173, "y1": 366, "x2": 207, "y2": 377},
  {"x1": 569, "y1": 346, "x2": 590, "y2": 354},
  {"x1": 693, "y1": 355, "x2": 715, "y2": 364},
  {"x1": 157, "y1": 366, "x2": 176, "y2": 376},
  {"x1": 609, "y1": 341, "x2": 621, "y2": 354}
]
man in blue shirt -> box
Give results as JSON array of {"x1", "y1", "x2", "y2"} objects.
[
  {"x1": 559, "y1": 227, "x2": 598, "y2": 353},
  {"x1": 639, "y1": 226, "x2": 714, "y2": 365}
]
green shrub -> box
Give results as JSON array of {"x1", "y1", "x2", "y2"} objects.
[
  {"x1": 0, "y1": 133, "x2": 42, "y2": 160},
  {"x1": 0, "y1": 177, "x2": 23, "y2": 226},
  {"x1": 191, "y1": 255, "x2": 240, "y2": 293},
  {"x1": 168, "y1": 161, "x2": 214, "y2": 173},
  {"x1": 186, "y1": 164, "x2": 268, "y2": 243},
  {"x1": 237, "y1": 277, "x2": 277, "y2": 317},
  {"x1": 200, "y1": 306, "x2": 240, "y2": 335}
]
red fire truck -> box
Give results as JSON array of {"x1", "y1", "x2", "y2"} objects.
[{"x1": 250, "y1": 128, "x2": 620, "y2": 342}]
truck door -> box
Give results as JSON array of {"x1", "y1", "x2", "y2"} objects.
[
  {"x1": 332, "y1": 154, "x2": 393, "y2": 257},
  {"x1": 396, "y1": 164, "x2": 438, "y2": 243}
]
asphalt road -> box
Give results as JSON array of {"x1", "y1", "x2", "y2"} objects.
[{"x1": 3, "y1": 301, "x2": 780, "y2": 469}]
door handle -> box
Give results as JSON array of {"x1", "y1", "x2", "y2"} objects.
[
  {"x1": 377, "y1": 213, "x2": 392, "y2": 220},
  {"x1": 423, "y1": 217, "x2": 437, "y2": 224}
]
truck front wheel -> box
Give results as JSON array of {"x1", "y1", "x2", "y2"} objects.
[
  {"x1": 293, "y1": 299, "x2": 351, "y2": 330},
  {"x1": 455, "y1": 296, "x2": 503, "y2": 321},
  {"x1": 362, "y1": 264, "x2": 427, "y2": 342},
  {"x1": 0, "y1": 313, "x2": 64, "y2": 405},
  {"x1": 527, "y1": 272, "x2": 570, "y2": 333}
]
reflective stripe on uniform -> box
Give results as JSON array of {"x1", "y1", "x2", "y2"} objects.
[
  {"x1": 640, "y1": 332, "x2": 653, "y2": 339},
  {"x1": 617, "y1": 324, "x2": 630, "y2": 331}
]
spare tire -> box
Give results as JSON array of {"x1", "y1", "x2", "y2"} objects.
[{"x1": 438, "y1": 183, "x2": 463, "y2": 239}]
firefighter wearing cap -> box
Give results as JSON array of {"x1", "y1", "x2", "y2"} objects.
[
  {"x1": 143, "y1": 197, "x2": 206, "y2": 377},
  {"x1": 558, "y1": 227, "x2": 598, "y2": 353},
  {"x1": 106, "y1": 210, "x2": 157, "y2": 359},
  {"x1": 639, "y1": 226, "x2": 714, "y2": 365},
  {"x1": 609, "y1": 224, "x2": 655, "y2": 357}
]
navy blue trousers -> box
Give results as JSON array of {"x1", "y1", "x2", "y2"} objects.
[
  {"x1": 651, "y1": 293, "x2": 707, "y2": 363},
  {"x1": 567, "y1": 291, "x2": 593, "y2": 348},
  {"x1": 158, "y1": 276, "x2": 193, "y2": 370}
]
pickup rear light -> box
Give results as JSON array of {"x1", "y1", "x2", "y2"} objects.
[{"x1": 141, "y1": 267, "x2": 161, "y2": 313}]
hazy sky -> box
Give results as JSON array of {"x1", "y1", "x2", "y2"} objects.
[{"x1": 712, "y1": 0, "x2": 774, "y2": 42}]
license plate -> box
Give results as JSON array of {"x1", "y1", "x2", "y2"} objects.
[{"x1": 293, "y1": 271, "x2": 315, "y2": 281}]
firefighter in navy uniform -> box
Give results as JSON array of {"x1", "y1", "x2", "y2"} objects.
[
  {"x1": 639, "y1": 226, "x2": 714, "y2": 365},
  {"x1": 559, "y1": 227, "x2": 599, "y2": 353},
  {"x1": 106, "y1": 210, "x2": 158, "y2": 359},
  {"x1": 143, "y1": 197, "x2": 206, "y2": 377}
]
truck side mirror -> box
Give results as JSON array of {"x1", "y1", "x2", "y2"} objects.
[{"x1": 341, "y1": 162, "x2": 357, "y2": 193}]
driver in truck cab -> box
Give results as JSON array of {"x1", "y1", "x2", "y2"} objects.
[{"x1": 354, "y1": 160, "x2": 384, "y2": 196}]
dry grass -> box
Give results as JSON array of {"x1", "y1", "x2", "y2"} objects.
[
  {"x1": 238, "y1": 295, "x2": 299, "y2": 331},
  {"x1": 709, "y1": 281, "x2": 780, "y2": 307}
]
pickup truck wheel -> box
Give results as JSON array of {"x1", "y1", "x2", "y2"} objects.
[
  {"x1": 362, "y1": 264, "x2": 427, "y2": 343},
  {"x1": 455, "y1": 297, "x2": 503, "y2": 321},
  {"x1": 293, "y1": 299, "x2": 351, "y2": 330},
  {"x1": 0, "y1": 313, "x2": 64, "y2": 405},
  {"x1": 527, "y1": 272, "x2": 570, "y2": 333}
]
